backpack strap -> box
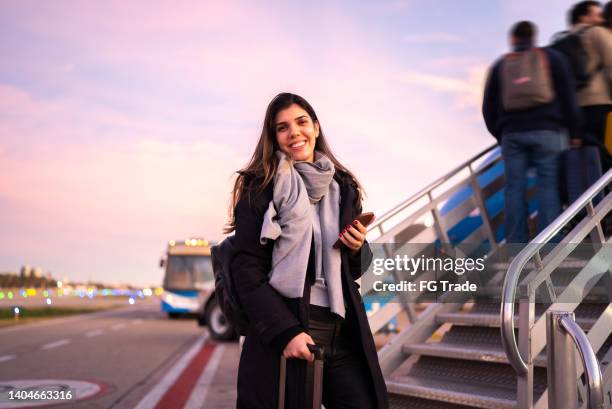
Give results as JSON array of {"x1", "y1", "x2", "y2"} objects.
[{"x1": 535, "y1": 48, "x2": 550, "y2": 70}]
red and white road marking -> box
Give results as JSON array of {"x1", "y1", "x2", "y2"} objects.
[
  {"x1": 135, "y1": 331, "x2": 226, "y2": 409},
  {"x1": 183, "y1": 344, "x2": 225, "y2": 409}
]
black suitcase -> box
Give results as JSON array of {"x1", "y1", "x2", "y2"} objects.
[
  {"x1": 562, "y1": 146, "x2": 603, "y2": 205},
  {"x1": 278, "y1": 344, "x2": 324, "y2": 409}
]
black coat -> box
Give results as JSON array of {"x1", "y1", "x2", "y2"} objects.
[{"x1": 231, "y1": 170, "x2": 388, "y2": 409}]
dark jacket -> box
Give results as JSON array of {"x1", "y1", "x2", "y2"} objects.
[
  {"x1": 231, "y1": 170, "x2": 388, "y2": 409},
  {"x1": 482, "y1": 45, "x2": 583, "y2": 141}
]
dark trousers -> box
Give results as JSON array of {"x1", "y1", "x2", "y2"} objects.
[
  {"x1": 583, "y1": 105, "x2": 612, "y2": 145},
  {"x1": 308, "y1": 305, "x2": 377, "y2": 409},
  {"x1": 583, "y1": 105, "x2": 612, "y2": 172}
]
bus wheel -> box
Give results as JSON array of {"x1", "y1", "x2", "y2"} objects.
[{"x1": 206, "y1": 298, "x2": 236, "y2": 341}]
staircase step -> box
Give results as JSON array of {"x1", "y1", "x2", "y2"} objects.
[
  {"x1": 402, "y1": 326, "x2": 547, "y2": 366},
  {"x1": 389, "y1": 394, "x2": 482, "y2": 409},
  {"x1": 387, "y1": 377, "x2": 516, "y2": 409},
  {"x1": 436, "y1": 311, "x2": 501, "y2": 327},
  {"x1": 436, "y1": 303, "x2": 605, "y2": 329},
  {"x1": 402, "y1": 341, "x2": 548, "y2": 367},
  {"x1": 388, "y1": 357, "x2": 547, "y2": 409}
]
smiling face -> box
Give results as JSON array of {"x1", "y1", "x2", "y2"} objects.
[{"x1": 274, "y1": 103, "x2": 320, "y2": 162}]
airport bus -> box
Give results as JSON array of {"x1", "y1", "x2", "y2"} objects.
[{"x1": 159, "y1": 238, "x2": 235, "y2": 340}]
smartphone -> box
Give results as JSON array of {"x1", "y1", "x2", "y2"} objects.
[{"x1": 333, "y1": 212, "x2": 376, "y2": 249}]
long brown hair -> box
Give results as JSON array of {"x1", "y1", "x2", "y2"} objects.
[{"x1": 224, "y1": 92, "x2": 364, "y2": 234}]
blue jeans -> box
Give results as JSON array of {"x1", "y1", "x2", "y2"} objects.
[{"x1": 501, "y1": 130, "x2": 566, "y2": 243}]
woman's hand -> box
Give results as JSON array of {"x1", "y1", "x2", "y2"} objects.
[
  {"x1": 339, "y1": 219, "x2": 367, "y2": 255},
  {"x1": 282, "y1": 332, "x2": 315, "y2": 361}
]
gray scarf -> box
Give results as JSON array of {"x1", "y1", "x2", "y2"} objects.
[{"x1": 260, "y1": 150, "x2": 344, "y2": 317}]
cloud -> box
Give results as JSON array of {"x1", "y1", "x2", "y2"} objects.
[
  {"x1": 399, "y1": 63, "x2": 489, "y2": 110},
  {"x1": 402, "y1": 32, "x2": 464, "y2": 44}
]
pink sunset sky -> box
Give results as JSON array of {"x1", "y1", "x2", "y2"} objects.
[{"x1": 0, "y1": 0, "x2": 577, "y2": 286}]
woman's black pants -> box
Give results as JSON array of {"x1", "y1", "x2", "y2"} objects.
[{"x1": 307, "y1": 304, "x2": 377, "y2": 409}]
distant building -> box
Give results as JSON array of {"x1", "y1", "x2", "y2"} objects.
[
  {"x1": 33, "y1": 267, "x2": 43, "y2": 278},
  {"x1": 20, "y1": 265, "x2": 32, "y2": 278}
]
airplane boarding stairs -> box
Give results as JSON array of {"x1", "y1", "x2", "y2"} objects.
[{"x1": 366, "y1": 145, "x2": 612, "y2": 409}]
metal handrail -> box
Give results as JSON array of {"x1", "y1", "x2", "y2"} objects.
[
  {"x1": 368, "y1": 144, "x2": 499, "y2": 236},
  {"x1": 558, "y1": 315, "x2": 604, "y2": 409},
  {"x1": 501, "y1": 169, "x2": 612, "y2": 375}
]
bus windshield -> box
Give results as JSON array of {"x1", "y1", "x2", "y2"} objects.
[{"x1": 163, "y1": 255, "x2": 213, "y2": 290}]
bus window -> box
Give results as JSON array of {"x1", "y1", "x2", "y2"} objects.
[
  {"x1": 164, "y1": 255, "x2": 213, "y2": 290},
  {"x1": 192, "y1": 257, "x2": 213, "y2": 284}
]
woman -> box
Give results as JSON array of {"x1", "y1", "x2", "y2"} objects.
[{"x1": 226, "y1": 93, "x2": 388, "y2": 409}]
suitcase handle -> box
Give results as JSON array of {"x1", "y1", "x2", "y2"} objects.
[
  {"x1": 307, "y1": 344, "x2": 324, "y2": 361},
  {"x1": 278, "y1": 344, "x2": 325, "y2": 409}
]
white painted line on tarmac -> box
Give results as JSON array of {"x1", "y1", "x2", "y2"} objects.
[
  {"x1": 133, "y1": 331, "x2": 209, "y2": 409},
  {"x1": 85, "y1": 329, "x2": 104, "y2": 338},
  {"x1": 132, "y1": 319, "x2": 144, "y2": 325},
  {"x1": 0, "y1": 354, "x2": 16, "y2": 363},
  {"x1": 184, "y1": 344, "x2": 225, "y2": 409},
  {"x1": 0, "y1": 305, "x2": 157, "y2": 334},
  {"x1": 41, "y1": 339, "x2": 71, "y2": 350},
  {"x1": 111, "y1": 323, "x2": 127, "y2": 331}
]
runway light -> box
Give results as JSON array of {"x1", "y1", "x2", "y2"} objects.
[
  {"x1": 169, "y1": 240, "x2": 176, "y2": 246},
  {"x1": 8, "y1": 292, "x2": 14, "y2": 300},
  {"x1": 14, "y1": 307, "x2": 20, "y2": 315},
  {"x1": 46, "y1": 298, "x2": 52, "y2": 305},
  {"x1": 143, "y1": 288, "x2": 152, "y2": 297},
  {"x1": 57, "y1": 281, "x2": 63, "y2": 288},
  {"x1": 26, "y1": 288, "x2": 36, "y2": 296},
  {"x1": 128, "y1": 297, "x2": 135, "y2": 305},
  {"x1": 154, "y1": 287, "x2": 163, "y2": 296},
  {"x1": 43, "y1": 291, "x2": 49, "y2": 298},
  {"x1": 0, "y1": 292, "x2": 4, "y2": 300}
]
